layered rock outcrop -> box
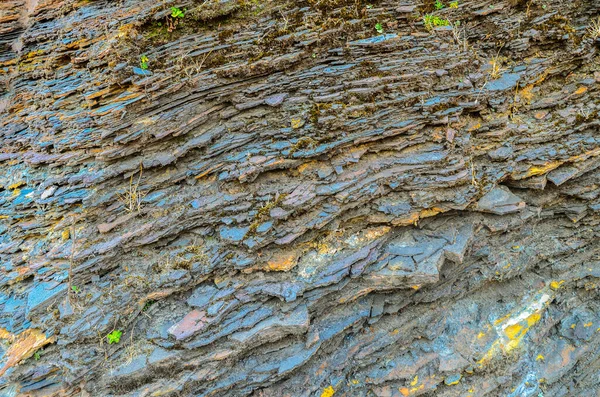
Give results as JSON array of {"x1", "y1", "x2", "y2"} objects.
[{"x1": 1, "y1": 0, "x2": 600, "y2": 395}]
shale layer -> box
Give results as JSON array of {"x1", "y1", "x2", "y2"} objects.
[{"x1": 1, "y1": 0, "x2": 600, "y2": 396}]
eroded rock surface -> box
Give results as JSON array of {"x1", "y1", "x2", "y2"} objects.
[{"x1": 1, "y1": 0, "x2": 600, "y2": 396}]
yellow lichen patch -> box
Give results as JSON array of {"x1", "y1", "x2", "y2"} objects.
[
  {"x1": 0, "y1": 329, "x2": 55, "y2": 377},
  {"x1": 521, "y1": 161, "x2": 563, "y2": 179},
  {"x1": 320, "y1": 385, "x2": 335, "y2": 397},
  {"x1": 584, "y1": 322, "x2": 593, "y2": 328},
  {"x1": 0, "y1": 328, "x2": 15, "y2": 341},
  {"x1": 350, "y1": 379, "x2": 359, "y2": 385},
  {"x1": 477, "y1": 331, "x2": 486, "y2": 339},
  {"x1": 291, "y1": 118, "x2": 304, "y2": 129},
  {"x1": 8, "y1": 181, "x2": 25, "y2": 190},
  {"x1": 477, "y1": 288, "x2": 553, "y2": 367},
  {"x1": 410, "y1": 375, "x2": 418, "y2": 386},
  {"x1": 445, "y1": 375, "x2": 461, "y2": 386},
  {"x1": 61, "y1": 229, "x2": 70, "y2": 241},
  {"x1": 504, "y1": 323, "x2": 523, "y2": 340},
  {"x1": 11, "y1": 188, "x2": 21, "y2": 197},
  {"x1": 536, "y1": 354, "x2": 544, "y2": 361},
  {"x1": 549, "y1": 280, "x2": 564, "y2": 290}
]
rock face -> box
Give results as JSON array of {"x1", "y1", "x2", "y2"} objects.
[{"x1": 1, "y1": 0, "x2": 600, "y2": 396}]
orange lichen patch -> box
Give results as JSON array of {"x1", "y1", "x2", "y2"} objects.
[
  {"x1": 419, "y1": 207, "x2": 444, "y2": 219},
  {"x1": 570, "y1": 146, "x2": 600, "y2": 163},
  {"x1": 519, "y1": 147, "x2": 600, "y2": 180},
  {"x1": 518, "y1": 84, "x2": 535, "y2": 104},
  {"x1": 399, "y1": 383, "x2": 425, "y2": 396},
  {"x1": 195, "y1": 163, "x2": 224, "y2": 180},
  {"x1": 266, "y1": 252, "x2": 299, "y2": 271},
  {"x1": 297, "y1": 161, "x2": 318, "y2": 174},
  {"x1": 0, "y1": 329, "x2": 55, "y2": 377},
  {"x1": 85, "y1": 87, "x2": 118, "y2": 101},
  {"x1": 392, "y1": 208, "x2": 445, "y2": 226},
  {"x1": 467, "y1": 122, "x2": 482, "y2": 132},
  {"x1": 320, "y1": 385, "x2": 335, "y2": 397},
  {"x1": 571, "y1": 86, "x2": 587, "y2": 96}
]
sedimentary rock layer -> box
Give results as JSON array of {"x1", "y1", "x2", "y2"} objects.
[{"x1": 0, "y1": 0, "x2": 599, "y2": 396}]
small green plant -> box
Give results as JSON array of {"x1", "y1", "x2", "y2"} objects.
[
  {"x1": 142, "y1": 300, "x2": 155, "y2": 312},
  {"x1": 170, "y1": 6, "x2": 184, "y2": 18},
  {"x1": 449, "y1": 1, "x2": 458, "y2": 8},
  {"x1": 33, "y1": 351, "x2": 41, "y2": 360},
  {"x1": 434, "y1": 0, "x2": 444, "y2": 10},
  {"x1": 423, "y1": 14, "x2": 450, "y2": 30},
  {"x1": 375, "y1": 22, "x2": 384, "y2": 34},
  {"x1": 140, "y1": 55, "x2": 149, "y2": 70},
  {"x1": 107, "y1": 330, "x2": 123, "y2": 344},
  {"x1": 71, "y1": 285, "x2": 80, "y2": 294}
]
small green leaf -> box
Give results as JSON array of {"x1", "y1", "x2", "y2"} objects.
[
  {"x1": 375, "y1": 22, "x2": 384, "y2": 34},
  {"x1": 34, "y1": 351, "x2": 41, "y2": 360},
  {"x1": 140, "y1": 55, "x2": 149, "y2": 70},
  {"x1": 171, "y1": 6, "x2": 184, "y2": 18},
  {"x1": 107, "y1": 330, "x2": 123, "y2": 344},
  {"x1": 71, "y1": 285, "x2": 80, "y2": 293},
  {"x1": 434, "y1": 0, "x2": 444, "y2": 10}
]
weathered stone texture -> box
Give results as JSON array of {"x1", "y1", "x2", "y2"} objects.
[{"x1": 1, "y1": 0, "x2": 600, "y2": 396}]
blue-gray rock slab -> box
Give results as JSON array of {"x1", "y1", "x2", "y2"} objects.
[
  {"x1": 26, "y1": 281, "x2": 67, "y2": 317},
  {"x1": 485, "y1": 73, "x2": 521, "y2": 92},
  {"x1": 476, "y1": 186, "x2": 526, "y2": 215}
]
